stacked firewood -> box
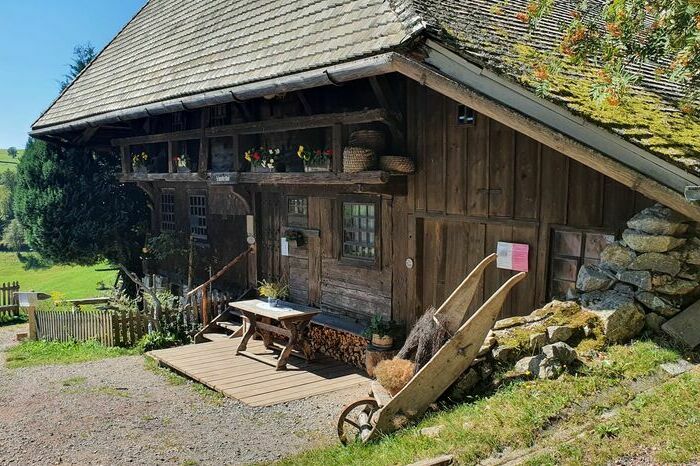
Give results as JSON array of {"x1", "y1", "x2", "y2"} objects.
[{"x1": 308, "y1": 324, "x2": 367, "y2": 370}]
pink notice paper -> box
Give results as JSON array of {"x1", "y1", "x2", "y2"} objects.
[{"x1": 496, "y1": 242, "x2": 530, "y2": 272}]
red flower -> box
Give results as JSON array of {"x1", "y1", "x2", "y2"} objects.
[
  {"x1": 325, "y1": 149, "x2": 333, "y2": 155},
  {"x1": 315, "y1": 149, "x2": 321, "y2": 156},
  {"x1": 253, "y1": 152, "x2": 261, "y2": 160}
]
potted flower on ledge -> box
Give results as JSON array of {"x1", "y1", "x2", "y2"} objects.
[
  {"x1": 175, "y1": 154, "x2": 190, "y2": 173},
  {"x1": 297, "y1": 146, "x2": 332, "y2": 172},
  {"x1": 363, "y1": 315, "x2": 399, "y2": 350},
  {"x1": 257, "y1": 279, "x2": 289, "y2": 307},
  {"x1": 132, "y1": 152, "x2": 149, "y2": 174},
  {"x1": 245, "y1": 147, "x2": 280, "y2": 173}
]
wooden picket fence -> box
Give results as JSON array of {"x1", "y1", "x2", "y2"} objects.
[
  {"x1": 33, "y1": 307, "x2": 153, "y2": 347},
  {"x1": 0, "y1": 281, "x2": 20, "y2": 316}
]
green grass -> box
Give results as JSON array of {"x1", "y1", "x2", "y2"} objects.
[
  {"x1": 4, "y1": 340, "x2": 138, "y2": 369},
  {"x1": 0, "y1": 251, "x2": 116, "y2": 299},
  {"x1": 525, "y1": 370, "x2": 700, "y2": 465},
  {"x1": 0, "y1": 148, "x2": 23, "y2": 172},
  {"x1": 276, "y1": 340, "x2": 684, "y2": 466}
]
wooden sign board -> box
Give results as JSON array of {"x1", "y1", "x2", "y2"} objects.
[{"x1": 496, "y1": 242, "x2": 529, "y2": 272}]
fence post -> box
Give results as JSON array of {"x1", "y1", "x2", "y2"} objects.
[{"x1": 27, "y1": 305, "x2": 37, "y2": 340}]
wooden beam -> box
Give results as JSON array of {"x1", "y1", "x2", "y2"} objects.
[
  {"x1": 75, "y1": 126, "x2": 99, "y2": 145},
  {"x1": 392, "y1": 55, "x2": 700, "y2": 222},
  {"x1": 369, "y1": 76, "x2": 402, "y2": 122},
  {"x1": 332, "y1": 124, "x2": 343, "y2": 173},
  {"x1": 112, "y1": 128, "x2": 202, "y2": 147},
  {"x1": 297, "y1": 91, "x2": 314, "y2": 116},
  {"x1": 206, "y1": 108, "x2": 391, "y2": 137}
]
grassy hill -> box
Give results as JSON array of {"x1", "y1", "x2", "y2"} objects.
[
  {"x1": 0, "y1": 148, "x2": 24, "y2": 172},
  {"x1": 0, "y1": 252, "x2": 116, "y2": 300}
]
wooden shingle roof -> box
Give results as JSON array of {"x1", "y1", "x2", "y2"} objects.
[{"x1": 33, "y1": 0, "x2": 422, "y2": 130}]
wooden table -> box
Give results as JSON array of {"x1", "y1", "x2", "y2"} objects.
[{"x1": 229, "y1": 299, "x2": 320, "y2": 370}]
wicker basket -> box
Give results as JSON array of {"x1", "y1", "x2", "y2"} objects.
[
  {"x1": 348, "y1": 130, "x2": 386, "y2": 154},
  {"x1": 379, "y1": 156, "x2": 415, "y2": 174},
  {"x1": 343, "y1": 147, "x2": 375, "y2": 173}
]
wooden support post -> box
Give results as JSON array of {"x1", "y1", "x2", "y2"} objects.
[
  {"x1": 232, "y1": 134, "x2": 240, "y2": 172},
  {"x1": 167, "y1": 140, "x2": 175, "y2": 173},
  {"x1": 27, "y1": 305, "x2": 37, "y2": 340},
  {"x1": 120, "y1": 146, "x2": 131, "y2": 174},
  {"x1": 201, "y1": 284, "x2": 209, "y2": 325},
  {"x1": 199, "y1": 109, "x2": 211, "y2": 174},
  {"x1": 332, "y1": 124, "x2": 343, "y2": 173},
  {"x1": 246, "y1": 214, "x2": 257, "y2": 288}
]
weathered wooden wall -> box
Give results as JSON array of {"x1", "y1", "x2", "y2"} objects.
[
  {"x1": 152, "y1": 182, "x2": 249, "y2": 289},
  {"x1": 394, "y1": 82, "x2": 653, "y2": 324}
]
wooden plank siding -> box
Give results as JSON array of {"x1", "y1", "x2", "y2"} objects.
[{"x1": 404, "y1": 80, "x2": 650, "y2": 321}]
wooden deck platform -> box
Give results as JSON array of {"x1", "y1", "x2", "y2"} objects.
[{"x1": 147, "y1": 338, "x2": 370, "y2": 407}]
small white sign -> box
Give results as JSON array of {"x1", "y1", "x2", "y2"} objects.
[
  {"x1": 281, "y1": 237, "x2": 289, "y2": 257},
  {"x1": 496, "y1": 242, "x2": 529, "y2": 272}
]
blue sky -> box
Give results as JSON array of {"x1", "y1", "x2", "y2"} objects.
[{"x1": 0, "y1": 0, "x2": 145, "y2": 149}]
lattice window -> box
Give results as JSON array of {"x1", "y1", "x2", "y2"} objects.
[
  {"x1": 549, "y1": 229, "x2": 614, "y2": 299},
  {"x1": 160, "y1": 190, "x2": 176, "y2": 232},
  {"x1": 342, "y1": 202, "x2": 376, "y2": 260},
  {"x1": 189, "y1": 194, "x2": 208, "y2": 239},
  {"x1": 287, "y1": 197, "x2": 308, "y2": 226}
]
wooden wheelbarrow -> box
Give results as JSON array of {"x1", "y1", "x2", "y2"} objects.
[{"x1": 337, "y1": 254, "x2": 526, "y2": 444}]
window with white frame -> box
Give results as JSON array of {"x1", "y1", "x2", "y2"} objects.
[
  {"x1": 342, "y1": 201, "x2": 377, "y2": 261},
  {"x1": 189, "y1": 194, "x2": 208, "y2": 239},
  {"x1": 160, "y1": 190, "x2": 175, "y2": 232}
]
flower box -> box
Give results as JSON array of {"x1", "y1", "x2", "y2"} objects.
[
  {"x1": 304, "y1": 159, "x2": 331, "y2": 172},
  {"x1": 251, "y1": 166, "x2": 274, "y2": 173}
]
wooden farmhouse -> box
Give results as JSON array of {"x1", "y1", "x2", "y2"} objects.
[{"x1": 31, "y1": 0, "x2": 700, "y2": 361}]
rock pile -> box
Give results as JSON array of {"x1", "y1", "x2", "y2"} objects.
[
  {"x1": 447, "y1": 300, "x2": 598, "y2": 399},
  {"x1": 573, "y1": 204, "x2": 700, "y2": 342}
]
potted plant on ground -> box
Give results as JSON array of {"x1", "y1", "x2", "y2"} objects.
[
  {"x1": 245, "y1": 147, "x2": 280, "y2": 172},
  {"x1": 132, "y1": 152, "x2": 149, "y2": 173},
  {"x1": 258, "y1": 279, "x2": 289, "y2": 307},
  {"x1": 297, "y1": 145, "x2": 332, "y2": 172},
  {"x1": 364, "y1": 315, "x2": 398, "y2": 350}
]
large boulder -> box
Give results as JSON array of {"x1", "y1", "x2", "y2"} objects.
[
  {"x1": 635, "y1": 291, "x2": 681, "y2": 317},
  {"x1": 654, "y1": 278, "x2": 699, "y2": 295},
  {"x1": 628, "y1": 252, "x2": 681, "y2": 276},
  {"x1": 622, "y1": 229, "x2": 686, "y2": 253},
  {"x1": 662, "y1": 299, "x2": 700, "y2": 349},
  {"x1": 617, "y1": 270, "x2": 652, "y2": 291},
  {"x1": 576, "y1": 265, "x2": 615, "y2": 292},
  {"x1": 599, "y1": 242, "x2": 636, "y2": 272},
  {"x1": 627, "y1": 204, "x2": 689, "y2": 236},
  {"x1": 542, "y1": 341, "x2": 578, "y2": 365},
  {"x1": 582, "y1": 291, "x2": 645, "y2": 343}
]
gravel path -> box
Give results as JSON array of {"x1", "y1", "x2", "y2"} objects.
[{"x1": 0, "y1": 325, "x2": 364, "y2": 465}]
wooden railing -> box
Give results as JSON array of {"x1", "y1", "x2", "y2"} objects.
[
  {"x1": 0, "y1": 281, "x2": 20, "y2": 316},
  {"x1": 186, "y1": 245, "x2": 254, "y2": 325}
]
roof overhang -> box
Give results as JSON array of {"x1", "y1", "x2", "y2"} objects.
[
  {"x1": 31, "y1": 45, "x2": 700, "y2": 220},
  {"x1": 30, "y1": 52, "x2": 398, "y2": 137}
]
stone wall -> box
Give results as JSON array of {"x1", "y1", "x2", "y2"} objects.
[{"x1": 574, "y1": 204, "x2": 700, "y2": 340}]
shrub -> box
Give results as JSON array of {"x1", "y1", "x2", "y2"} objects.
[{"x1": 138, "y1": 331, "x2": 181, "y2": 352}]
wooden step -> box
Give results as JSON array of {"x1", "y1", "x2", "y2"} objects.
[
  {"x1": 216, "y1": 321, "x2": 243, "y2": 336},
  {"x1": 201, "y1": 333, "x2": 233, "y2": 342}
]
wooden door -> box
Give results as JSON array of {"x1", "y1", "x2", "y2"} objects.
[{"x1": 256, "y1": 191, "x2": 282, "y2": 280}]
